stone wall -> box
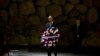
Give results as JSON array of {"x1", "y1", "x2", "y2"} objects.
[{"x1": 0, "y1": 0, "x2": 100, "y2": 46}]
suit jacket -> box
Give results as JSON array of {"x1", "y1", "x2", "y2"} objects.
[
  {"x1": 45, "y1": 22, "x2": 57, "y2": 29},
  {"x1": 72, "y1": 23, "x2": 85, "y2": 39}
]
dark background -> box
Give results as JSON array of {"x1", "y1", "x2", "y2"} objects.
[{"x1": 0, "y1": 0, "x2": 100, "y2": 48}]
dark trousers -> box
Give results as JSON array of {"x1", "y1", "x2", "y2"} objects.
[
  {"x1": 47, "y1": 46, "x2": 57, "y2": 56},
  {"x1": 74, "y1": 37, "x2": 82, "y2": 47},
  {"x1": 0, "y1": 45, "x2": 9, "y2": 56}
]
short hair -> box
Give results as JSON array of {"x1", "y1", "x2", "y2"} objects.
[{"x1": 48, "y1": 16, "x2": 53, "y2": 19}]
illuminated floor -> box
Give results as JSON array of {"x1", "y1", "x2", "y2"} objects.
[{"x1": 9, "y1": 50, "x2": 88, "y2": 56}]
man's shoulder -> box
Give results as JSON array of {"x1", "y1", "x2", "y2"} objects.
[{"x1": 45, "y1": 23, "x2": 49, "y2": 26}]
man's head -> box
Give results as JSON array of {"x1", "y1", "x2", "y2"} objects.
[
  {"x1": 76, "y1": 19, "x2": 80, "y2": 25},
  {"x1": 48, "y1": 16, "x2": 54, "y2": 22}
]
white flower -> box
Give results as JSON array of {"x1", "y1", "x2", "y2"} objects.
[
  {"x1": 54, "y1": 28, "x2": 58, "y2": 34},
  {"x1": 50, "y1": 28, "x2": 54, "y2": 33}
]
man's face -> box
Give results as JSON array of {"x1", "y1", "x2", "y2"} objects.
[
  {"x1": 76, "y1": 20, "x2": 80, "y2": 25},
  {"x1": 48, "y1": 16, "x2": 53, "y2": 22}
]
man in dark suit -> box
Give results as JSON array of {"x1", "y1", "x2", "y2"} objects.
[
  {"x1": 71, "y1": 19, "x2": 85, "y2": 47},
  {"x1": 0, "y1": 16, "x2": 4, "y2": 56},
  {"x1": 0, "y1": 16, "x2": 9, "y2": 56},
  {"x1": 41, "y1": 16, "x2": 60, "y2": 56}
]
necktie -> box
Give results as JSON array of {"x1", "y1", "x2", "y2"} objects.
[
  {"x1": 77, "y1": 24, "x2": 80, "y2": 31},
  {"x1": 77, "y1": 25, "x2": 78, "y2": 32},
  {"x1": 49, "y1": 23, "x2": 52, "y2": 28}
]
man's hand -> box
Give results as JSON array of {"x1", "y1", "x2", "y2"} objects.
[
  {"x1": 77, "y1": 35, "x2": 79, "y2": 38},
  {"x1": 56, "y1": 39, "x2": 59, "y2": 42}
]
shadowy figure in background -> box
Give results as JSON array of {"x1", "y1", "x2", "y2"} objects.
[
  {"x1": 0, "y1": 15, "x2": 9, "y2": 56},
  {"x1": 0, "y1": 15, "x2": 5, "y2": 56},
  {"x1": 41, "y1": 16, "x2": 60, "y2": 56},
  {"x1": 71, "y1": 19, "x2": 86, "y2": 47}
]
